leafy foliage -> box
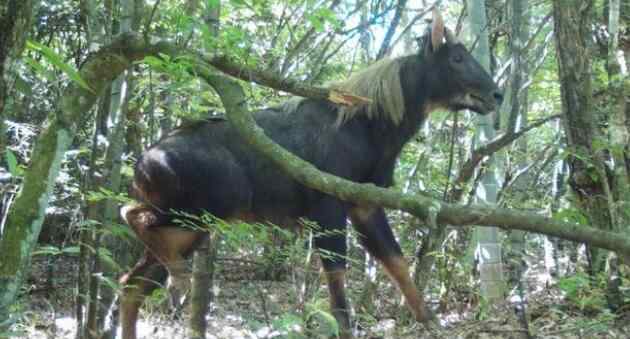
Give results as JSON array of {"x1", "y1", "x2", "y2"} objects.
[{"x1": 2, "y1": 0, "x2": 630, "y2": 338}]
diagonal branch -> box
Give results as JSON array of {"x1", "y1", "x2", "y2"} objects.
[
  {"x1": 97, "y1": 33, "x2": 372, "y2": 106},
  {"x1": 205, "y1": 55, "x2": 370, "y2": 105},
  {"x1": 201, "y1": 70, "x2": 630, "y2": 261},
  {"x1": 447, "y1": 114, "x2": 561, "y2": 201},
  {"x1": 0, "y1": 32, "x2": 369, "y2": 318},
  {"x1": 280, "y1": 0, "x2": 342, "y2": 76},
  {"x1": 376, "y1": 0, "x2": 408, "y2": 59},
  {"x1": 389, "y1": 5, "x2": 434, "y2": 54}
]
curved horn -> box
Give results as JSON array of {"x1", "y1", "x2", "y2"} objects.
[{"x1": 431, "y1": 8, "x2": 445, "y2": 51}]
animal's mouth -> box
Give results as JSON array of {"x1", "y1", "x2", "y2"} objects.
[{"x1": 449, "y1": 93, "x2": 497, "y2": 115}]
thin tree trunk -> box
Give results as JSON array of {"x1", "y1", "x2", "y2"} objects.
[
  {"x1": 93, "y1": 72, "x2": 131, "y2": 333},
  {"x1": 77, "y1": 1, "x2": 109, "y2": 337},
  {"x1": 604, "y1": 0, "x2": 628, "y2": 310},
  {"x1": 189, "y1": 2, "x2": 220, "y2": 337},
  {"x1": 353, "y1": 3, "x2": 379, "y2": 313},
  {"x1": 92, "y1": 0, "x2": 141, "y2": 336},
  {"x1": 84, "y1": 92, "x2": 113, "y2": 339},
  {"x1": 0, "y1": 0, "x2": 36, "y2": 154},
  {"x1": 469, "y1": 0, "x2": 505, "y2": 303},
  {"x1": 124, "y1": 0, "x2": 144, "y2": 158},
  {"x1": 81, "y1": 1, "x2": 122, "y2": 336},
  {"x1": 606, "y1": 0, "x2": 630, "y2": 235},
  {"x1": 189, "y1": 236, "x2": 217, "y2": 339},
  {"x1": 505, "y1": 2, "x2": 530, "y2": 335},
  {"x1": 549, "y1": 144, "x2": 569, "y2": 276},
  {"x1": 376, "y1": 0, "x2": 407, "y2": 60}
]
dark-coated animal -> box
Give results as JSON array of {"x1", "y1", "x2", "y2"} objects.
[{"x1": 119, "y1": 9, "x2": 503, "y2": 339}]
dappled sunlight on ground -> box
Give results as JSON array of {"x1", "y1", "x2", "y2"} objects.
[{"x1": 18, "y1": 252, "x2": 630, "y2": 338}]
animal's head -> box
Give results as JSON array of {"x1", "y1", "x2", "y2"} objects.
[{"x1": 423, "y1": 9, "x2": 503, "y2": 115}]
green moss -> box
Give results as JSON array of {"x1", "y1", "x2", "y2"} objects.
[{"x1": 0, "y1": 124, "x2": 70, "y2": 328}]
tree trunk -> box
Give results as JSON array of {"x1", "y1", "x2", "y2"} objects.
[
  {"x1": 189, "y1": 235, "x2": 219, "y2": 339},
  {"x1": 93, "y1": 0, "x2": 144, "y2": 336},
  {"x1": 0, "y1": 0, "x2": 38, "y2": 333},
  {"x1": 504, "y1": 1, "x2": 530, "y2": 334},
  {"x1": 189, "y1": 2, "x2": 221, "y2": 337},
  {"x1": 0, "y1": 32, "x2": 151, "y2": 335},
  {"x1": 0, "y1": 0, "x2": 36, "y2": 154},
  {"x1": 552, "y1": 0, "x2": 612, "y2": 275},
  {"x1": 603, "y1": 0, "x2": 629, "y2": 311},
  {"x1": 549, "y1": 144, "x2": 571, "y2": 276},
  {"x1": 469, "y1": 0, "x2": 505, "y2": 303},
  {"x1": 606, "y1": 0, "x2": 630, "y2": 236}
]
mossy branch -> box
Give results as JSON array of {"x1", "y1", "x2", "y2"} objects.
[{"x1": 201, "y1": 69, "x2": 630, "y2": 261}]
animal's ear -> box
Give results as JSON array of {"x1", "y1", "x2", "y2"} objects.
[{"x1": 431, "y1": 8, "x2": 445, "y2": 52}]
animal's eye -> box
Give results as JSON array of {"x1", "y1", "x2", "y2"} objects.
[{"x1": 453, "y1": 54, "x2": 463, "y2": 63}]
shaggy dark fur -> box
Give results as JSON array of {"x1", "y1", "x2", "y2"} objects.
[{"x1": 120, "y1": 16, "x2": 502, "y2": 339}]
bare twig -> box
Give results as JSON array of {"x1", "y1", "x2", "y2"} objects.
[
  {"x1": 389, "y1": 5, "x2": 434, "y2": 53},
  {"x1": 448, "y1": 114, "x2": 561, "y2": 202},
  {"x1": 443, "y1": 112, "x2": 459, "y2": 201},
  {"x1": 376, "y1": 0, "x2": 408, "y2": 59},
  {"x1": 203, "y1": 55, "x2": 371, "y2": 105},
  {"x1": 143, "y1": 0, "x2": 161, "y2": 41},
  {"x1": 256, "y1": 283, "x2": 272, "y2": 331}
]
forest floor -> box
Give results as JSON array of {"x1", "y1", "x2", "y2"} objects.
[{"x1": 14, "y1": 252, "x2": 630, "y2": 339}]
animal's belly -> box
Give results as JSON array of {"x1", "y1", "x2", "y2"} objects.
[
  {"x1": 227, "y1": 209, "x2": 302, "y2": 231},
  {"x1": 221, "y1": 186, "x2": 307, "y2": 230}
]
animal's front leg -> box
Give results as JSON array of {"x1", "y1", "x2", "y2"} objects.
[
  {"x1": 119, "y1": 251, "x2": 169, "y2": 339},
  {"x1": 309, "y1": 198, "x2": 352, "y2": 339},
  {"x1": 349, "y1": 206, "x2": 434, "y2": 323},
  {"x1": 323, "y1": 268, "x2": 351, "y2": 339}
]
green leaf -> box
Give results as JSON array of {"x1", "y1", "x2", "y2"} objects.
[
  {"x1": 307, "y1": 14, "x2": 324, "y2": 31},
  {"x1": 97, "y1": 248, "x2": 122, "y2": 272},
  {"x1": 105, "y1": 223, "x2": 136, "y2": 240},
  {"x1": 33, "y1": 245, "x2": 62, "y2": 256},
  {"x1": 305, "y1": 301, "x2": 339, "y2": 337},
  {"x1": 206, "y1": 0, "x2": 220, "y2": 9},
  {"x1": 272, "y1": 313, "x2": 302, "y2": 332},
  {"x1": 98, "y1": 275, "x2": 122, "y2": 291},
  {"x1": 14, "y1": 75, "x2": 32, "y2": 96},
  {"x1": 26, "y1": 40, "x2": 94, "y2": 93},
  {"x1": 62, "y1": 246, "x2": 81, "y2": 255},
  {"x1": 23, "y1": 55, "x2": 51, "y2": 80},
  {"x1": 5, "y1": 149, "x2": 21, "y2": 177},
  {"x1": 87, "y1": 187, "x2": 131, "y2": 204}
]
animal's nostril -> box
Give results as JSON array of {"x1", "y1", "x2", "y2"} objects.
[{"x1": 493, "y1": 92, "x2": 504, "y2": 105}]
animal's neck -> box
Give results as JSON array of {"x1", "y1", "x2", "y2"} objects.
[{"x1": 368, "y1": 55, "x2": 434, "y2": 159}]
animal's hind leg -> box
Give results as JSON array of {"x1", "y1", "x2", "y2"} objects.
[
  {"x1": 147, "y1": 226, "x2": 203, "y2": 292},
  {"x1": 349, "y1": 206, "x2": 433, "y2": 322},
  {"x1": 308, "y1": 198, "x2": 352, "y2": 339},
  {"x1": 119, "y1": 251, "x2": 168, "y2": 339},
  {"x1": 122, "y1": 204, "x2": 204, "y2": 292}
]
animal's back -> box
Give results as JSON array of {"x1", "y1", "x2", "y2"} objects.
[{"x1": 131, "y1": 98, "x2": 374, "y2": 221}]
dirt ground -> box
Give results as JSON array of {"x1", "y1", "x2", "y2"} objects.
[{"x1": 13, "y1": 253, "x2": 630, "y2": 339}]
